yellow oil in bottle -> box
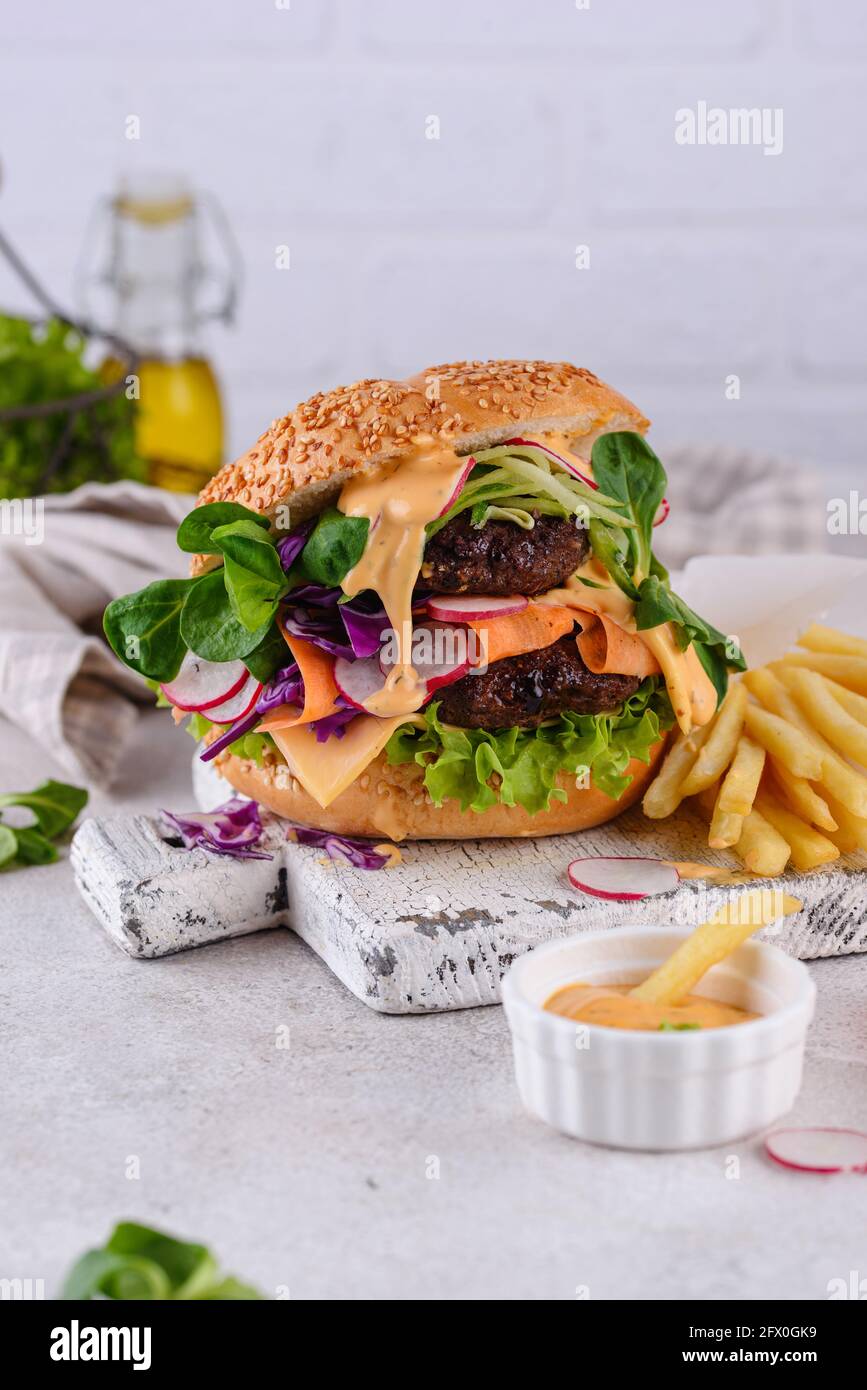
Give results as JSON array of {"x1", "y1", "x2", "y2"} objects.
[
  {"x1": 86, "y1": 174, "x2": 239, "y2": 495},
  {"x1": 103, "y1": 355, "x2": 224, "y2": 493}
]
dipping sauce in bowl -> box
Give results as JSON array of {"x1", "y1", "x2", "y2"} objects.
[
  {"x1": 503, "y1": 928, "x2": 815, "y2": 1149},
  {"x1": 543, "y1": 981, "x2": 758, "y2": 1032}
]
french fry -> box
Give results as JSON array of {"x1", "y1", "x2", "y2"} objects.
[
  {"x1": 692, "y1": 778, "x2": 721, "y2": 821},
  {"x1": 735, "y1": 808, "x2": 791, "y2": 877},
  {"x1": 740, "y1": 667, "x2": 867, "y2": 819},
  {"x1": 709, "y1": 800, "x2": 744, "y2": 850},
  {"x1": 821, "y1": 822, "x2": 860, "y2": 856},
  {"x1": 642, "y1": 722, "x2": 712, "y2": 820},
  {"x1": 822, "y1": 792, "x2": 867, "y2": 854},
  {"x1": 767, "y1": 758, "x2": 837, "y2": 832},
  {"x1": 718, "y1": 734, "x2": 766, "y2": 817},
  {"x1": 779, "y1": 650, "x2": 867, "y2": 696},
  {"x1": 819, "y1": 675, "x2": 867, "y2": 730},
  {"x1": 743, "y1": 665, "x2": 791, "y2": 713},
  {"x1": 753, "y1": 789, "x2": 840, "y2": 873},
  {"x1": 680, "y1": 683, "x2": 748, "y2": 796},
  {"x1": 630, "y1": 889, "x2": 802, "y2": 1005},
  {"x1": 816, "y1": 758, "x2": 867, "y2": 822},
  {"x1": 797, "y1": 623, "x2": 867, "y2": 661},
  {"x1": 643, "y1": 629, "x2": 867, "y2": 852},
  {"x1": 742, "y1": 703, "x2": 823, "y2": 781},
  {"x1": 781, "y1": 666, "x2": 867, "y2": 769}
]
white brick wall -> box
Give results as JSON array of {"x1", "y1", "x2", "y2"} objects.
[{"x1": 0, "y1": 0, "x2": 864, "y2": 517}]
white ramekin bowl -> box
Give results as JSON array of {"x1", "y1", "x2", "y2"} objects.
[{"x1": 502, "y1": 927, "x2": 816, "y2": 1151}]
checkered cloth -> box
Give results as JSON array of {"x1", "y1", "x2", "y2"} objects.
[
  {"x1": 0, "y1": 448, "x2": 829, "y2": 787},
  {"x1": 654, "y1": 444, "x2": 828, "y2": 571}
]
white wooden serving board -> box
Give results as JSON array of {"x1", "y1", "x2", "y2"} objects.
[{"x1": 70, "y1": 756, "x2": 867, "y2": 1013}]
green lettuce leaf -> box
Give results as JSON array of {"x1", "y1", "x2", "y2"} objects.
[{"x1": 387, "y1": 681, "x2": 672, "y2": 816}]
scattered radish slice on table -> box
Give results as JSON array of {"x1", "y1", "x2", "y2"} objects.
[
  {"x1": 205, "y1": 674, "x2": 262, "y2": 725},
  {"x1": 161, "y1": 653, "x2": 248, "y2": 712},
  {"x1": 567, "y1": 856, "x2": 681, "y2": 902},
  {"x1": 765, "y1": 1128, "x2": 867, "y2": 1174},
  {"x1": 427, "y1": 594, "x2": 528, "y2": 622}
]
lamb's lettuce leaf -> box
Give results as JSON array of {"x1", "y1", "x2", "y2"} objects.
[
  {"x1": 104, "y1": 579, "x2": 195, "y2": 681},
  {"x1": 297, "y1": 507, "x2": 370, "y2": 587},
  {"x1": 180, "y1": 570, "x2": 273, "y2": 662},
  {"x1": 176, "y1": 502, "x2": 271, "y2": 555},
  {"x1": 61, "y1": 1221, "x2": 263, "y2": 1301},
  {"x1": 586, "y1": 433, "x2": 746, "y2": 704},
  {"x1": 590, "y1": 432, "x2": 666, "y2": 581}
]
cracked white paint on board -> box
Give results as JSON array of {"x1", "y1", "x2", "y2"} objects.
[{"x1": 71, "y1": 759, "x2": 867, "y2": 1013}]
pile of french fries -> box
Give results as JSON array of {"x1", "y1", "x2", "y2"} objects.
[{"x1": 643, "y1": 623, "x2": 867, "y2": 877}]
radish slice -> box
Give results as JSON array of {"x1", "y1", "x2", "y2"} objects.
[
  {"x1": 427, "y1": 594, "x2": 529, "y2": 623},
  {"x1": 379, "y1": 621, "x2": 471, "y2": 693},
  {"x1": 765, "y1": 1128, "x2": 867, "y2": 1174},
  {"x1": 334, "y1": 655, "x2": 392, "y2": 711},
  {"x1": 440, "y1": 458, "x2": 475, "y2": 516},
  {"x1": 567, "y1": 856, "x2": 681, "y2": 902},
  {"x1": 503, "y1": 436, "x2": 597, "y2": 490},
  {"x1": 206, "y1": 674, "x2": 262, "y2": 725},
  {"x1": 161, "y1": 653, "x2": 247, "y2": 713},
  {"x1": 653, "y1": 497, "x2": 670, "y2": 528}
]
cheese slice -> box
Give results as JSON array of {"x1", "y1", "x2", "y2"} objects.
[{"x1": 271, "y1": 714, "x2": 410, "y2": 808}]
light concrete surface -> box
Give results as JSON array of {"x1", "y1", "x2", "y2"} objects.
[{"x1": 2, "y1": 709, "x2": 866, "y2": 1301}]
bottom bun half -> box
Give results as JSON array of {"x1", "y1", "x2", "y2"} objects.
[{"x1": 212, "y1": 734, "x2": 669, "y2": 842}]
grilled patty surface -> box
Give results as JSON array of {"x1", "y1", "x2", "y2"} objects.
[
  {"x1": 436, "y1": 636, "x2": 642, "y2": 730},
  {"x1": 423, "y1": 511, "x2": 589, "y2": 597}
]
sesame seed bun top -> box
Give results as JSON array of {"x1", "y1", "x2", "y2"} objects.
[{"x1": 190, "y1": 360, "x2": 648, "y2": 576}]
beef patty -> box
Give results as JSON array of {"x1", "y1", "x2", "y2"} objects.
[
  {"x1": 423, "y1": 511, "x2": 589, "y2": 596},
  {"x1": 436, "y1": 636, "x2": 641, "y2": 730}
]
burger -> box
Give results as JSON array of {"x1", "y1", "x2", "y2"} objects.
[{"x1": 105, "y1": 360, "x2": 743, "y2": 844}]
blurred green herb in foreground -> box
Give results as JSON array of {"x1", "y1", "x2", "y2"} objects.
[
  {"x1": 0, "y1": 315, "x2": 145, "y2": 497},
  {"x1": 61, "y1": 1222, "x2": 264, "y2": 1300},
  {"x1": 0, "y1": 778, "x2": 88, "y2": 869}
]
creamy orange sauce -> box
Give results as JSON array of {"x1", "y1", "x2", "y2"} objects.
[
  {"x1": 542, "y1": 560, "x2": 718, "y2": 734},
  {"x1": 543, "y1": 981, "x2": 758, "y2": 1031},
  {"x1": 338, "y1": 435, "x2": 469, "y2": 716},
  {"x1": 641, "y1": 621, "x2": 717, "y2": 733},
  {"x1": 668, "y1": 860, "x2": 757, "y2": 885}
]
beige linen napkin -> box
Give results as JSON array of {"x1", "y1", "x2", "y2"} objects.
[{"x1": 0, "y1": 481, "x2": 192, "y2": 787}]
